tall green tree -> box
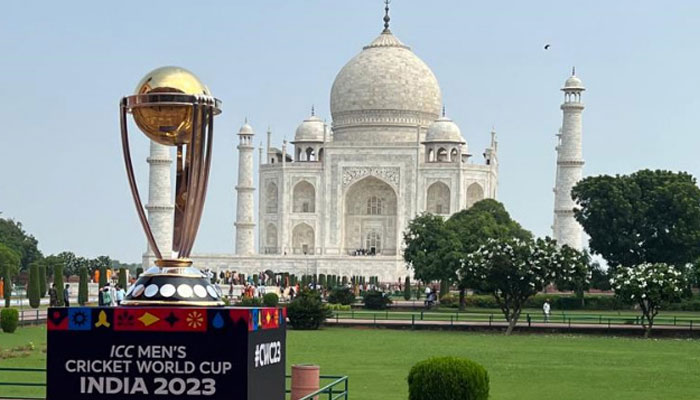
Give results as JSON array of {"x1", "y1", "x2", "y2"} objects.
[
  {"x1": 54, "y1": 265, "x2": 65, "y2": 305},
  {"x1": 118, "y1": 268, "x2": 127, "y2": 289},
  {"x1": 38, "y1": 263, "x2": 47, "y2": 297},
  {"x1": 43, "y1": 254, "x2": 65, "y2": 278},
  {"x1": 78, "y1": 267, "x2": 88, "y2": 305},
  {"x1": 0, "y1": 218, "x2": 42, "y2": 271},
  {"x1": 552, "y1": 246, "x2": 593, "y2": 306},
  {"x1": 573, "y1": 169, "x2": 700, "y2": 269},
  {"x1": 0, "y1": 243, "x2": 20, "y2": 307},
  {"x1": 404, "y1": 276, "x2": 411, "y2": 300},
  {"x1": 446, "y1": 199, "x2": 532, "y2": 309},
  {"x1": 403, "y1": 213, "x2": 460, "y2": 292},
  {"x1": 27, "y1": 262, "x2": 40, "y2": 308},
  {"x1": 98, "y1": 266, "x2": 107, "y2": 287}
]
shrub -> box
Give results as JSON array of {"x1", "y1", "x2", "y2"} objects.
[
  {"x1": 118, "y1": 268, "x2": 127, "y2": 289},
  {"x1": 363, "y1": 290, "x2": 392, "y2": 310},
  {"x1": 98, "y1": 266, "x2": 107, "y2": 288},
  {"x1": 78, "y1": 267, "x2": 88, "y2": 305},
  {"x1": 408, "y1": 357, "x2": 489, "y2": 400},
  {"x1": 404, "y1": 277, "x2": 411, "y2": 300},
  {"x1": 263, "y1": 293, "x2": 279, "y2": 307},
  {"x1": 238, "y1": 296, "x2": 262, "y2": 307},
  {"x1": 440, "y1": 293, "x2": 459, "y2": 308},
  {"x1": 54, "y1": 265, "x2": 65, "y2": 305},
  {"x1": 287, "y1": 290, "x2": 332, "y2": 330},
  {"x1": 136, "y1": 267, "x2": 144, "y2": 278},
  {"x1": 27, "y1": 262, "x2": 40, "y2": 309},
  {"x1": 1, "y1": 308, "x2": 19, "y2": 333},
  {"x1": 328, "y1": 287, "x2": 355, "y2": 305},
  {"x1": 328, "y1": 303, "x2": 351, "y2": 311},
  {"x1": 39, "y1": 264, "x2": 47, "y2": 297}
]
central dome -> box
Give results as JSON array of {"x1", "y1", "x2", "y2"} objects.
[{"x1": 330, "y1": 30, "x2": 442, "y2": 142}]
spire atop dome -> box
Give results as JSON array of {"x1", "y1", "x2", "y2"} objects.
[
  {"x1": 442, "y1": 105, "x2": 446, "y2": 117},
  {"x1": 311, "y1": 104, "x2": 315, "y2": 116},
  {"x1": 572, "y1": 66, "x2": 576, "y2": 76},
  {"x1": 383, "y1": 0, "x2": 391, "y2": 32}
]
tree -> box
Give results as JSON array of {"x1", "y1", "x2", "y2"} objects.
[
  {"x1": 0, "y1": 218, "x2": 42, "y2": 271},
  {"x1": 54, "y1": 265, "x2": 65, "y2": 305},
  {"x1": 78, "y1": 267, "x2": 88, "y2": 305},
  {"x1": 118, "y1": 268, "x2": 127, "y2": 289},
  {"x1": 573, "y1": 170, "x2": 700, "y2": 269},
  {"x1": 446, "y1": 199, "x2": 532, "y2": 310},
  {"x1": 27, "y1": 262, "x2": 40, "y2": 308},
  {"x1": 43, "y1": 254, "x2": 65, "y2": 278},
  {"x1": 404, "y1": 276, "x2": 411, "y2": 300},
  {"x1": 460, "y1": 237, "x2": 584, "y2": 335},
  {"x1": 98, "y1": 266, "x2": 107, "y2": 288},
  {"x1": 611, "y1": 263, "x2": 690, "y2": 338},
  {"x1": 39, "y1": 263, "x2": 47, "y2": 297},
  {"x1": 0, "y1": 243, "x2": 20, "y2": 307},
  {"x1": 403, "y1": 213, "x2": 460, "y2": 294},
  {"x1": 590, "y1": 262, "x2": 611, "y2": 291},
  {"x1": 136, "y1": 267, "x2": 144, "y2": 278},
  {"x1": 552, "y1": 246, "x2": 593, "y2": 306}
]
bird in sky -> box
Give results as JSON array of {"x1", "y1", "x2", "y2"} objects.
[{"x1": 544, "y1": 44, "x2": 551, "y2": 50}]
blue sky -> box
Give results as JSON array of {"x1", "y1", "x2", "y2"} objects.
[{"x1": 1, "y1": 0, "x2": 699, "y2": 263}]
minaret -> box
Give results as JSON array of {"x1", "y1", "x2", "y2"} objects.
[
  {"x1": 553, "y1": 68, "x2": 585, "y2": 250},
  {"x1": 144, "y1": 141, "x2": 174, "y2": 261},
  {"x1": 234, "y1": 120, "x2": 256, "y2": 255}
]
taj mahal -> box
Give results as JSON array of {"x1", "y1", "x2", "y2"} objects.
[{"x1": 142, "y1": 7, "x2": 585, "y2": 282}]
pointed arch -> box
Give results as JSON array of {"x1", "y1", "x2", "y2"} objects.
[
  {"x1": 265, "y1": 223, "x2": 278, "y2": 254},
  {"x1": 265, "y1": 182, "x2": 278, "y2": 214},
  {"x1": 293, "y1": 180, "x2": 315, "y2": 213},
  {"x1": 437, "y1": 147, "x2": 448, "y2": 162},
  {"x1": 466, "y1": 182, "x2": 484, "y2": 208},
  {"x1": 292, "y1": 223, "x2": 315, "y2": 255},
  {"x1": 427, "y1": 181, "x2": 450, "y2": 214},
  {"x1": 343, "y1": 176, "x2": 398, "y2": 256}
]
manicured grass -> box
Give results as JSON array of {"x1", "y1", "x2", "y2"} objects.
[
  {"x1": 288, "y1": 328, "x2": 700, "y2": 400},
  {"x1": 2, "y1": 326, "x2": 700, "y2": 399},
  {"x1": 0, "y1": 325, "x2": 47, "y2": 399}
]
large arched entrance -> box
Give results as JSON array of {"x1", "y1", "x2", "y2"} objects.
[{"x1": 343, "y1": 176, "x2": 397, "y2": 255}]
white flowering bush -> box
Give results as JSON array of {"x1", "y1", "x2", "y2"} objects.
[
  {"x1": 460, "y1": 237, "x2": 584, "y2": 335},
  {"x1": 611, "y1": 263, "x2": 689, "y2": 337}
]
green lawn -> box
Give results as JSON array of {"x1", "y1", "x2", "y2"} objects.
[{"x1": 2, "y1": 325, "x2": 700, "y2": 399}]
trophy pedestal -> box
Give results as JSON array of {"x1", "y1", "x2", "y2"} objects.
[{"x1": 46, "y1": 306, "x2": 286, "y2": 400}]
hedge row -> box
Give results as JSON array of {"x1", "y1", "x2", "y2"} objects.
[{"x1": 440, "y1": 294, "x2": 700, "y2": 311}]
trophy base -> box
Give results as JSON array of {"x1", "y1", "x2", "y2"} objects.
[
  {"x1": 47, "y1": 305, "x2": 286, "y2": 400},
  {"x1": 122, "y1": 265, "x2": 225, "y2": 306}
]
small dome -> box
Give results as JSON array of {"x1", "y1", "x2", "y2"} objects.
[
  {"x1": 294, "y1": 115, "x2": 325, "y2": 142},
  {"x1": 563, "y1": 75, "x2": 584, "y2": 90},
  {"x1": 238, "y1": 121, "x2": 254, "y2": 135},
  {"x1": 425, "y1": 116, "x2": 464, "y2": 143}
]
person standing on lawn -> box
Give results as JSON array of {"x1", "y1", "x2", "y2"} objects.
[
  {"x1": 63, "y1": 284, "x2": 70, "y2": 307},
  {"x1": 543, "y1": 300, "x2": 551, "y2": 322},
  {"x1": 49, "y1": 284, "x2": 58, "y2": 306}
]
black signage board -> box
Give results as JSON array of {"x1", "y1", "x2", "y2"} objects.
[{"x1": 47, "y1": 306, "x2": 286, "y2": 400}]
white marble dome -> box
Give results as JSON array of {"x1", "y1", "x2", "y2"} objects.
[
  {"x1": 294, "y1": 115, "x2": 325, "y2": 142},
  {"x1": 330, "y1": 30, "x2": 442, "y2": 139},
  {"x1": 426, "y1": 116, "x2": 465, "y2": 143},
  {"x1": 238, "y1": 121, "x2": 254, "y2": 135},
  {"x1": 563, "y1": 75, "x2": 584, "y2": 90}
]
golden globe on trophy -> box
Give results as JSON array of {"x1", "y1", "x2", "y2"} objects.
[{"x1": 119, "y1": 66, "x2": 223, "y2": 306}]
